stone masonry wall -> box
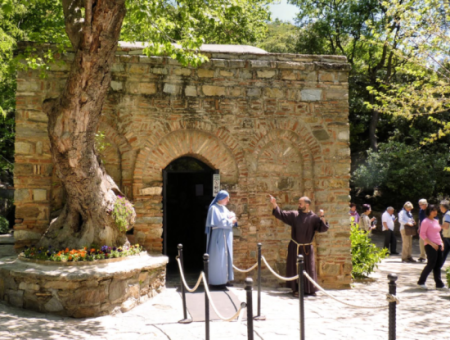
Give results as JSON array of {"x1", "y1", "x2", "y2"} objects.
[{"x1": 14, "y1": 43, "x2": 352, "y2": 289}]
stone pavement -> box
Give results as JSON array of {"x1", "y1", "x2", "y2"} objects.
[{"x1": 0, "y1": 233, "x2": 449, "y2": 340}]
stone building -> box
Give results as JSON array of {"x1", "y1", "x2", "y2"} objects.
[{"x1": 14, "y1": 43, "x2": 352, "y2": 288}]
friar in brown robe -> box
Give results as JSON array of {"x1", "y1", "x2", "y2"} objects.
[{"x1": 270, "y1": 195, "x2": 329, "y2": 296}]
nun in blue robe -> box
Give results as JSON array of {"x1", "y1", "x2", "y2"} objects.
[{"x1": 205, "y1": 190, "x2": 236, "y2": 286}]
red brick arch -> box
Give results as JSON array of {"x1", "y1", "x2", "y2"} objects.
[
  {"x1": 133, "y1": 122, "x2": 247, "y2": 191},
  {"x1": 249, "y1": 122, "x2": 322, "y2": 202}
]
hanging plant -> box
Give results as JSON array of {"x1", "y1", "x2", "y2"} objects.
[{"x1": 112, "y1": 196, "x2": 134, "y2": 232}]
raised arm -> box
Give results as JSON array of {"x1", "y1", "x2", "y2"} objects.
[{"x1": 270, "y1": 195, "x2": 296, "y2": 226}]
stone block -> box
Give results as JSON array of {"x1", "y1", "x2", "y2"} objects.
[
  {"x1": 19, "y1": 282, "x2": 40, "y2": 291},
  {"x1": 185, "y1": 86, "x2": 197, "y2": 96},
  {"x1": 151, "y1": 68, "x2": 168, "y2": 75},
  {"x1": 250, "y1": 60, "x2": 270, "y2": 68},
  {"x1": 36, "y1": 141, "x2": 43, "y2": 154},
  {"x1": 338, "y1": 131, "x2": 349, "y2": 141},
  {"x1": 110, "y1": 279, "x2": 127, "y2": 303},
  {"x1": 28, "y1": 111, "x2": 48, "y2": 123},
  {"x1": 43, "y1": 281, "x2": 81, "y2": 290},
  {"x1": 111, "y1": 63, "x2": 125, "y2": 72},
  {"x1": 33, "y1": 189, "x2": 47, "y2": 201},
  {"x1": 257, "y1": 70, "x2": 276, "y2": 78},
  {"x1": 16, "y1": 126, "x2": 48, "y2": 138},
  {"x1": 15, "y1": 142, "x2": 32, "y2": 154},
  {"x1": 202, "y1": 85, "x2": 225, "y2": 96},
  {"x1": 14, "y1": 230, "x2": 42, "y2": 241},
  {"x1": 129, "y1": 64, "x2": 148, "y2": 74},
  {"x1": 321, "y1": 263, "x2": 341, "y2": 276},
  {"x1": 7, "y1": 289, "x2": 24, "y2": 308},
  {"x1": 14, "y1": 189, "x2": 30, "y2": 202},
  {"x1": 219, "y1": 70, "x2": 234, "y2": 77},
  {"x1": 44, "y1": 297, "x2": 64, "y2": 312},
  {"x1": 163, "y1": 84, "x2": 181, "y2": 95},
  {"x1": 138, "y1": 83, "x2": 157, "y2": 95},
  {"x1": 135, "y1": 216, "x2": 163, "y2": 224},
  {"x1": 111, "y1": 81, "x2": 123, "y2": 91},
  {"x1": 174, "y1": 68, "x2": 192, "y2": 76},
  {"x1": 17, "y1": 81, "x2": 40, "y2": 92},
  {"x1": 281, "y1": 70, "x2": 296, "y2": 80},
  {"x1": 319, "y1": 72, "x2": 334, "y2": 82},
  {"x1": 326, "y1": 89, "x2": 348, "y2": 100},
  {"x1": 247, "y1": 88, "x2": 261, "y2": 97},
  {"x1": 198, "y1": 69, "x2": 215, "y2": 78},
  {"x1": 301, "y1": 89, "x2": 322, "y2": 101},
  {"x1": 140, "y1": 187, "x2": 162, "y2": 195},
  {"x1": 264, "y1": 87, "x2": 284, "y2": 99},
  {"x1": 312, "y1": 129, "x2": 330, "y2": 141}
]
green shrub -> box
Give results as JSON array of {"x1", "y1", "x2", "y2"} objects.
[
  {"x1": 446, "y1": 267, "x2": 450, "y2": 287},
  {"x1": 350, "y1": 223, "x2": 389, "y2": 278},
  {"x1": 0, "y1": 216, "x2": 10, "y2": 234}
]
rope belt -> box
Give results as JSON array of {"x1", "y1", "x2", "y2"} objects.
[{"x1": 291, "y1": 239, "x2": 313, "y2": 256}]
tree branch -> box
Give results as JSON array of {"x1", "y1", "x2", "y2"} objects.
[{"x1": 62, "y1": 0, "x2": 84, "y2": 50}]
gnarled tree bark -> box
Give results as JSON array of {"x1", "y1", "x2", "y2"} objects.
[{"x1": 38, "y1": 0, "x2": 134, "y2": 249}]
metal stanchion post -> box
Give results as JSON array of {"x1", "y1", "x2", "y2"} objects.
[
  {"x1": 388, "y1": 273, "x2": 398, "y2": 340},
  {"x1": 178, "y1": 244, "x2": 192, "y2": 324},
  {"x1": 204, "y1": 254, "x2": 210, "y2": 340},
  {"x1": 254, "y1": 243, "x2": 266, "y2": 321},
  {"x1": 245, "y1": 278, "x2": 254, "y2": 340},
  {"x1": 297, "y1": 255, "x2": 305, "y2": 340}
]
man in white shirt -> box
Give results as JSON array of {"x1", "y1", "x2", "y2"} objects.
[{"x1": 382, "y1": 207, "x2": 398, "y2": 255}]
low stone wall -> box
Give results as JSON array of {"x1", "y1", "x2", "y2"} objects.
[{"x1": 0, "y1": 254, "x2": 168, "y2": 318}]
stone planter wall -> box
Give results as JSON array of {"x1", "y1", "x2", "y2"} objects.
[{"x1": 0, "y1": 254, "x2": 168, "y2": 318}]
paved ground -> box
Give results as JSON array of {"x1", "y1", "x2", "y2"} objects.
[{"x1": 0, "y1": 232, "x2": 449, "y2": 340}]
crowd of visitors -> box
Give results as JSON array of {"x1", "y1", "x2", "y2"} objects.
[{"x1": 350, "y1": 199, "x2": 450, "y2": 290}]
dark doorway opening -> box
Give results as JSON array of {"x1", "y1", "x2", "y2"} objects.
[{"x1": 163, "y1": 157, "x2": 216, "y2": 277}]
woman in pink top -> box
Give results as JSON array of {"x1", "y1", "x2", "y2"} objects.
[{"x1": 417, "y1": 205, "x2": 445, "y2": 289}]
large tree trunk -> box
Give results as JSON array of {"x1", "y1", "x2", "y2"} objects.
[{"x1": 38, "y1": 0, "x2": 133, "y2": 249}]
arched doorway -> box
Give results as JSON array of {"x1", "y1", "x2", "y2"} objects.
[{"x1": 163, "y1": 157, "x2": 217, "y2": 273}]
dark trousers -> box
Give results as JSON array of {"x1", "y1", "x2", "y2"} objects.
[
  {"x1": 442, "y1": 238, "x2": 450, "y2": 266},
  {"x1": 383, "y1": 229, "x2": 396, "y2": 253},
  {"x1": 418, "y1": 245, "x2": 444, "y2": 287}
]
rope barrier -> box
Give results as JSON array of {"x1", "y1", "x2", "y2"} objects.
[
  {"x1": 233, "y1": 262, "x2": 258, "y2": 273},
  {"x1": 176, "y1": 256, "x2": 244, "y2": 322},
  {"x1": 302, "y1": 270, "x2": 399, "y2": 309},
  {"x1": 261, "y1": 256, "x2": 299, "y2": 281},
  {"x1": 201, "y1": 272, "x2": 244, "y2": 321},
  {"x1": 176, "y1": 257, "x2": 203, "y2": 293}
]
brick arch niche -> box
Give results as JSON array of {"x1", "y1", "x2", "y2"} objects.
[{"x1": 131, "y1": 129, "x2": 243, "y2": 253}]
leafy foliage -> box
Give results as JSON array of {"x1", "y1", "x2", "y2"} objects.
[
  {"x1": 256, "y1": 19, "x2": 297, "y2": 53},
  {"x1": 353, "y1": 141, "x2": 450, "y2": 205},
  {"x1": 350, "y1": 223, "x2": 389, "y2": 278},
  {"x1": 0, "y1": 216, "x2": 9, "y2": 234},
  {"x1": 112, "y1": 197, "x2": 135, "y2": 233},
  {"x1": 366, "y1": 0, "x2": 450, "y2": 129},
  {"x1": 122, "y1": 0, "x2": 272, "y2": 66}
]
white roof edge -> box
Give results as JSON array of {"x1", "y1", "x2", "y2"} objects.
[{"x1": 118, "y1": 41, "x2": 268, "y2": 54}]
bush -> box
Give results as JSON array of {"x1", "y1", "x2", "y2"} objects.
[
  {"x1": 350, "y1": 222, "x2": 389, "y2": 278},
  {"x1": 0, "y1": 216, "x2": 10, "y2": 234}
]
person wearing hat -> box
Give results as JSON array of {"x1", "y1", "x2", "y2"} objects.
[{"x1": 205, "y1": 190, "x2": 237, "y2": 288}]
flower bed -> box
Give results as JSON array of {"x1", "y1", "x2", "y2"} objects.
[{"x1": 21, "y1": 244, "x2": 144, "y2": 263}]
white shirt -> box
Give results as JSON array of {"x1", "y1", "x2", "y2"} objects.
[{"x1": 382, "y1": 211, "x2": 395, "y2": 231}]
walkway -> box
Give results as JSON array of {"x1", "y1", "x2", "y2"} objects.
[{"x1": 0, "y1": 233, "x2": 449, "y2": 339}]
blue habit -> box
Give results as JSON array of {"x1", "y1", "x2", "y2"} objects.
[{"x1": 205, "y1": 203, "x2": 234, "y2": 285}]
